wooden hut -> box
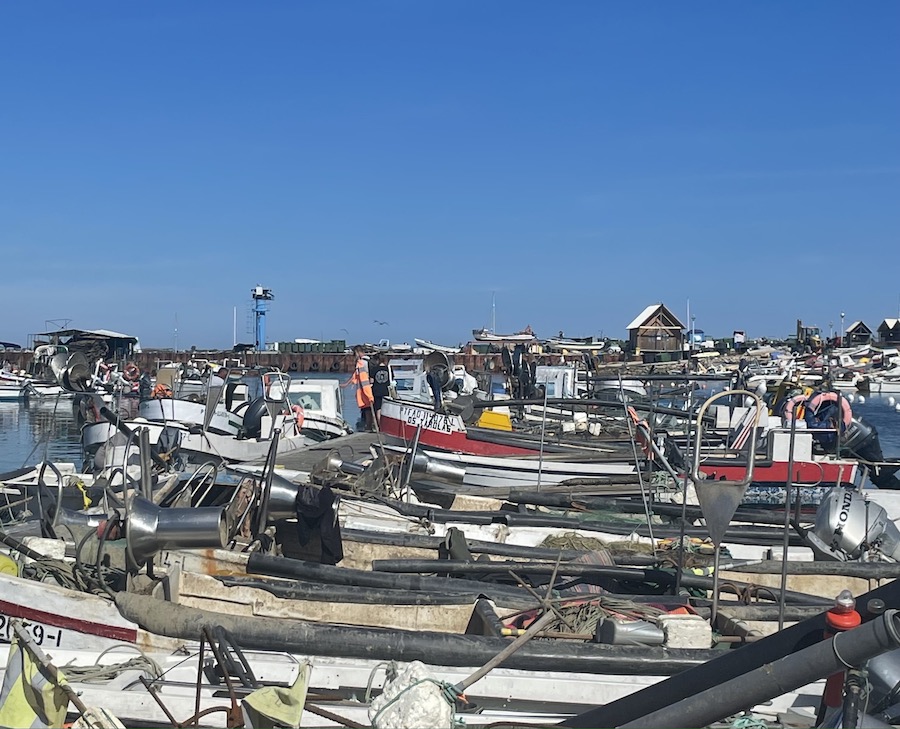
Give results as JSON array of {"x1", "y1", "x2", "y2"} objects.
[
  {"x1": 878, "y1": 319, "x2": 900, "y2": 346},
  {"x1": 626, "y1": 303, "x2": 684, "y2": 362},
  {"x1": 845, "y1": 321, "x2": 872, "y2": 346}
]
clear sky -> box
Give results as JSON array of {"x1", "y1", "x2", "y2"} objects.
[{"x1": 1, "y1": 2, "x2": 898, "y2": 350}]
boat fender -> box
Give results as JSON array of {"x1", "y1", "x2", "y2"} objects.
[
  {"x1": 123, "y1": 363, "x2": 140, "y2": 382},
  {"x1": 291, "y1": 404, "x2": 305, "y2": 430},
  {"x1": 288, "y1": 361, "x2": 298, "y2": 372},
  {"x1": 151, "y1": 383, "x2": 172, "y2": 399},
  {"x1": 627, "y1": 406, "x2": 652, "y2": 458},
  {"x1": 310, "y1": 361, "x2": 320, "y2": 372},
  {"x1": 330, "y1": 360, "x2": 341, "y2": 372}
]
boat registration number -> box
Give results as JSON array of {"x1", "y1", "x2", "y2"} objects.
[
  {"x1": 0, "y1": 613, "x2": 64, "y2": 648},
  {"x1": 399, "y1": 406, "x2": 454, "y2": 433}
]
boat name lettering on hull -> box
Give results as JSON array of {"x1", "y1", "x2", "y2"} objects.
[
  {"x1": 399, "y1": 406, "x2": 454, "y2": 434},
  {"x1": 0, "y1": 613, "x2": 63, "y2": 648}
]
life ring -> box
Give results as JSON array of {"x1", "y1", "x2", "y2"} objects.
[
  {"x1": 330, "y1": 360, "x2": 341, "y2": 372},
  {"x1": 781, "y1": 393, "x2": 809, "y2": 422},
  {"x1": 123, "y1": 363, "x2": 140, "y2": 382},
  {"x1": 806, "y1": 391, "x2": 853, "y2": 428},
  {"x1": 291, "y1": 404, "x2": 305, "y2": 430},
  {"x1": 288, "y1": 361, "x2": 298, "y2": 372},
  {"x1": 310, "y1": 361, "x2": 320, "y2": 372}
]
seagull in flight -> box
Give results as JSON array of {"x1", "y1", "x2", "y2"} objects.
[{"x1": 374, "y1": 320, "x2": 389, "y2": 326}]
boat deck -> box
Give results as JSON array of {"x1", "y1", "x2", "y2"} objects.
[{"x1": 270, "y1": 431, "x2": 380, "y2": 472}]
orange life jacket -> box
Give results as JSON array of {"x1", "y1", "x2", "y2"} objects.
[{"x1": 354, "y1": 358, "x2": 374, "y2": 408}]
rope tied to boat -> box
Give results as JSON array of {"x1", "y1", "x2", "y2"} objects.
[
  {"x1": 729, "y1": 712, "x2": 772, "y2": 729},
  {"x1": 369, "y1": 677, "x2": 464, "y2": 729}
]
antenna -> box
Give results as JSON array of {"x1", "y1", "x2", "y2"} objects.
[
  {"x1": 491, "y1": 292, "x2": 496, "y2": 334},
  {"x1": 174, "y1": 312, "x2": 178, "y2": 353}
]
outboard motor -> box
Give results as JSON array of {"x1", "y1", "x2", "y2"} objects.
[
  {"x1": 808, "y1": 487, "x2": 900, "y2": 561},
  {"x1": 842, "y1": 418, "x2": 900, "y2": 489},
  {"x1": 50, "y1": 352, "x2": 92, "y2": 392},
  {"x1": 424, "y1": 351, "x2": 453, "y2": 409},
  {"x1": 868, "y1": 649, "x2": 900, "y2": 720},
  {"x1": 241, "y1": 396, "x2": 268, "y2": 439}
]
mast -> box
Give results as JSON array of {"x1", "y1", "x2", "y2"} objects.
[{"x1": 491, "y1": 291, "x2": 496, "y2": 334}]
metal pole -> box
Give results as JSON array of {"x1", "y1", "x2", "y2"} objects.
[
  {"x1": 779, "y1": 401, "x2": 801, "y2": 631},
  {"x1": 536, "y1": 384, "x2": 549, "y2": 491},
  {"x1": 674, "y1": 384, "x2": 694, "y2": 596},
  {"x1": 402, "y1": 424, "x2": 423, "y2": 504},
  {"x1": 10, "y1": 619, "x2": 89, "y2": 718},
  {"x1": 619, "y1": 374, "x2": 654, "y2": 546}
]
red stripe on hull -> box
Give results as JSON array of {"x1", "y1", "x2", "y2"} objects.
[
  {"x1": 0, "y1": 598, "x2": 138, "y2": 643},
  {"x1": 700, "y1": 461, "x2": 856, "y2": 486},
  {"x1": 379, "y1": 415, "x2": 536, "y2": 456}
]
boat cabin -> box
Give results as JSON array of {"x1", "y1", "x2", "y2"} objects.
[
  {"x1": 626, "y1": 303, "x2": 685, "y2": 362},
  {"x1": 32, "y1": 328, "x2": 139, "y2": 362}
]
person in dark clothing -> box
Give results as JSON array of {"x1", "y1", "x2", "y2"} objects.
[{"x1": 369, "y1": 352, "x2": 391, "y2": 426}]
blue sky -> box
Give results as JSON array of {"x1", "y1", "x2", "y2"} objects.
[{"x1": 1, "y1": 2, "x2": 897, "y2": 349}]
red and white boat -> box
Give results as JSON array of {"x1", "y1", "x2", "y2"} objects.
[{"x1": 379, "y1": 398, "x2": 859, "y2": 490}]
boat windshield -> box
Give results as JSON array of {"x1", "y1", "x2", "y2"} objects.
[{"x1": 291, "y1": 392, "x2": 322, "y2": 411}]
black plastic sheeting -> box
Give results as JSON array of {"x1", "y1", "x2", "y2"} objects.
[
  {"x1": 376, "y1": 496, "x2": 808, "y2": 546},
  {"x1": 561, "y1": 578, "x2": 900, "y2": 728},
  {"x1": 247, "y1": 552, "x2": 541, "y2": 607},
  {"x1": 217, "y1": 575, "x2": 507, "y2": 606},
  {"x1": 369, "y1": 559, "x2": 832, "y2": 607},
  {"x1": 115, "y1": 591, "x2": 716, "y2": 676}
]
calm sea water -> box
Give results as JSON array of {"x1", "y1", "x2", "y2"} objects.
[{"x1": 0, "y1": 386, "x2": 897, "y2": 476}]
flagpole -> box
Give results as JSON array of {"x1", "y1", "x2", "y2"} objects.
[{"x1": 9, "y1": 619, "x2": 89, "y2": 717}]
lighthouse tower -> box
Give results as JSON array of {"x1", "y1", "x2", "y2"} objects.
[{"x1": 251, "y1": 285, "x2": 274, "y2": 352}]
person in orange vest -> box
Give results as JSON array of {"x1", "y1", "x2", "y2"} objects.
[{"x1": 342, "y1": 346, "x2": 375, "y2": 431}]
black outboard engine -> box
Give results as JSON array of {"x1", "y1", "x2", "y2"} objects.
[
  {"x1": 842, "y1": 417, "x2": 900, "y2": 489},
  {"x1": 868, "y1": 649, "x2": 900, "y2": 723},
  {"x1": 241, "y1": 396, "x2": 268, "y2": 439}
]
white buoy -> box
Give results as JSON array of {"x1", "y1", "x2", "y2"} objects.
[
  {"x1": 847, "y1": 393, "x2": 856, "y2": 403},
  {"x1": 889, "y1": 396, "x2": 896, "y2": 406},
  {"x1": 895, "y1": 403, "x2": 900, "y2": 412},
  {"x1": 857, "y1": 395, "x2": 866, "y2": 404}
]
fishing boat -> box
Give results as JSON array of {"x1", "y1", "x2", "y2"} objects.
[
  {"x1": 414, "y1": 338, "x2": 462, "y2": 354},
  {"x1": 82, "y1": 369, "x2": 317, "y2": 466},
  {"x1": 283, "y1": 377, "x2": 352, "y2": 440},
  {"x1": 3, "y1": 439, "x2": 900, "y2": 728},
  {"x1": 472, "y1": 326, "x2": 536, "y2": 343}
]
